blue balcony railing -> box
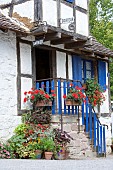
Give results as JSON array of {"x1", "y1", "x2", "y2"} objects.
[{"x1": 35, "y1": 77, "x2": 107, "y2": 156}]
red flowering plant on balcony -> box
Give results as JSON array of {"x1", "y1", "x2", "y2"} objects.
[
  {"x1": 63, "y1": 84, "x2": 86, "y2": 105},
  {"x1": 85, "y1": 79, "x2": 106, "y2": 107},
  {"x1": 23, "y1": 88, "x2": 56, "y2": 106}
]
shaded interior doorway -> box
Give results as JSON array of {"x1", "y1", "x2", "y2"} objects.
[{"x1": 35, "y1": 48, "x2": 51, "y2": 80}]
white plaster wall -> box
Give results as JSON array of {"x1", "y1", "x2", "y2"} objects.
[
  {"x1": 76, "y1": 0, "x2": 88, "y2": 10},
  {"x1": 20, "y1": 43, "x2": 32, "y2": 75},
  {"x1": 76, "y1": 10, "x2": 89, "y2": 36},
  {"x1": 99, "y1": 116, "x2": 112, "y2": 154},
  {"x1": 56, "y1": 51, "x2": 66, "y2": 78},
  {"x1": 21, "y1": 77, "x2": 32, "y2": 110},
  {"x1": 13, "y1": 0, "x2": 34, "y2": 22},
  {"x1": 0, "y1": 0, "x2": 11, "y2": 5},
  {"x1": 0, "y1": 30, "x2": 21, "y2": 141},
  {"x1": 68, "y1": 55, "x2": 72, "y2": 79},
  {"x1": 61, "y1": 3, "x2": 73, "y2": 31},
  {"x1": 43, "y1": 0, "x2": 57, "y2": 27}
]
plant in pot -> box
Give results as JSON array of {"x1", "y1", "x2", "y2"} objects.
[
  {"x1": 63, "y1": 84, "x2": 86, "y2": 106},
  {"x1": 27, "y1": 141, "x2": 43, "y2": 159},
  {"x1": 53, "y1": 128, "x2": 73, "y2": 160},
  {"x1": 84, "y1": 79, "x2": 106, "y2": 108},
  {"x1": 41, "y1": 137, "x2": 55, "y2": 160},
  {"x1": 23, "y1": 88, "x2": 56, "y2": 109}
]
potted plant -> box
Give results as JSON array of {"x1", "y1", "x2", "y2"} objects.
[
  {"x1": 41, "y1": 137, "x2": 55, "y2": 160},
  {"x1": 53, "y1": 128, "x2": 73, "y2": 160},
  {"x1": 63, "y1": 85, "x2": 86, "y2": 106},
  {"x1": 23, "y1": 88, "x2": 56, "y2": 108},
  {"x1": 84, "y1": 79, "x2": 106, "y2": 107}
]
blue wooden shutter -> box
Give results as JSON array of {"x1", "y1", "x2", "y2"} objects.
[
  {"x1": 98, "y1": 61, "x2": 106, "y2": 91},
  {"x1": 66, "y1": 0, "x2": 74, "y2": 3},
  {"x1": 72, "y1": 55, "x2": 82, "y2": 85}
]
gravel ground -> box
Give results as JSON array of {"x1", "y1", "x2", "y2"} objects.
[{"x1": 0, "y1": 156, "x2": 113, "y2": 170}]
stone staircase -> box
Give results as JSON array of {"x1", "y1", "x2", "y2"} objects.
[{"x1": 51, "y1": 115, "x2": 97, "y2": 159}]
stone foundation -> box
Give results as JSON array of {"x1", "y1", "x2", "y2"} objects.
[{"x1": 51, "y1": 115, "x2": 95, "y2": 159}]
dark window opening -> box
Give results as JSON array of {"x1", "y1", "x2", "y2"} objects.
[{"x1": 35, "y1": 48, "x2": 51, "y2": 80}]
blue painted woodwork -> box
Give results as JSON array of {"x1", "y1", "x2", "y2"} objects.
[
  {"x1": 72, "y1": 55, "x2": 82, "y2": 85},
  {"x1": 85, "y1": 98, "x2": 89, "y2": 132},
  {"x1": 100, "y1": 125, "x2": 102, "y2": 153},
  {"x1": 51, "y1": 80, "x2": 55, "y2": 114},
  {"x1": 82, "y1": 60, "x2": 94, "y2": 83},
  {"x1": 66, "y1": 0, "x2": 74, "y2": 3},
  {"x1": 93, "y1": 113, "x2": 96, "y2": 149},
  {"x1": 82, "y1": 103, "x2": 84, "y2": 125},
  {"x1": 98, "y1": 61, "x2": 106, "y2": 91},
  {"x1": 63, "y1": 81, "x2": 67, "y2": 114},
  {"x1": 103, "y1": 126, "x2": 106, "y2": 154},
  {"x1": 89, "y1": 105, "x2": 92, "y2": 139},
  {"x1": 36, "y1": 78, "x2": 106, "y2": 156}
]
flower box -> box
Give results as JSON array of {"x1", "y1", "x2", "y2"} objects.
[
  {"x1": 65, "y1": 99, "x2": 81, "y2": 106},
  {"x1": 35, "y1": 100, "x2": 52, "y2": 107}
]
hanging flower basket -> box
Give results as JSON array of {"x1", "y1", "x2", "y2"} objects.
[
  {"x1": 65, "y1": 99, "x2": 81, "y2": 106},
  {"x1": 35, "y1": 100, "x2": 52, "y2": 107}
]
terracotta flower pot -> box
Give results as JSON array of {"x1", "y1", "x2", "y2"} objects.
[
  {"x1": 65, "y1": 99, "x2": 81, "y2": 106},
  {"x1": 36, "y1": 100, "x2": 52, "y2": 107},
  {"x1": 44, "y1": 152, "x2": 53, "y2": 160}
]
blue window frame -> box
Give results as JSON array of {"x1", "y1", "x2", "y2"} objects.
[{"x1": 82, "y1": 60, "x2": 94, "y2": 83}]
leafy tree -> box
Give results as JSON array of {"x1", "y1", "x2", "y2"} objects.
[{"x1": 89, "y1": 0, "x2": 113, "y2": 99}]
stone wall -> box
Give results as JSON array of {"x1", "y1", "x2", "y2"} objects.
[
  {"x1": 0, "y1": 30, "x2": 21, "y2": 141},
  {"x1": 51, "y1": 115, "x2": 95, "y2": 159}
]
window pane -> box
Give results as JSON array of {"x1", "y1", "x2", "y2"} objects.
[
  {"x1": 86, "y1": 71, "x2": 91, "y2": 79},
  {"x1": 86, "y1": 61, "x2": 91, "y2": 70}
]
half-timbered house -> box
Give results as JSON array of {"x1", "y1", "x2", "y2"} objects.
[{"x1": 0, "y1": 0, "x2": 113, "y2": 159}]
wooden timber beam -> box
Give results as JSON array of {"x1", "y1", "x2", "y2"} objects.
[
  {"x1": 65, "y1": 41, "x2": 86, "y2": 49},
  {"x1": 36, "y1": 32, "x2": 61, "y2": 42},
  {"x1": 51, "y1": 36, "x2": 76, "y2": 45},
  {"x1": 31, "y1": 25, "x2": 48, "y2": 36}
]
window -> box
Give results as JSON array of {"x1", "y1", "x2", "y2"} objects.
[{"x1": 82, "y1": 60, "x2": 93, "y2": 83}]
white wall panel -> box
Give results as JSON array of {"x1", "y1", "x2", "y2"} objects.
[
  {"x1": 13, "y1": 0, "x2": 34, "y2": 22},
  {"x1": 21, "y1": 77, "x2": 32, "y2": 110},
  {"x1": 76, "y1": 10, "x2": 89, "y2": 36},
  {"x1": 61, "y1": 3, "x2": 73, "y2": 31},
  {"x1": 20, "y1": 43, "x2": 32, "y2": 75},
  {"x1": 43, "y1": 0, "x2": 57, "y2": 26},
  {"x1": 76, "y1": 0, "x2": 88, "y2": 10},
  {"x1": 68, "y1": 55, "x2": 72, "y2": 79},
  {"x1": 56, "y1": 51, "x2": 66, "y2": 78}
]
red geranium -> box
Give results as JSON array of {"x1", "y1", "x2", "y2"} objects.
[{"x1": 23, "y1": 88, "x2": 56, "y2": 104}]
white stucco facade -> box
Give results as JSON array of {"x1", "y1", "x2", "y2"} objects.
[{"x1": 0, "y1": 30, "x2": 21, "y2": 141}]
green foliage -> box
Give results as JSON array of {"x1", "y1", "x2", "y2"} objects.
[
  {"x1": 89, "y1": 0, "x2": 113, "y2": 100},
  {"x1": 41, "y1": 137, "x2": 55, "y2": 152},
  {"x1": 14, "y1": 124, "x2": 30, "y2": 135}
]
